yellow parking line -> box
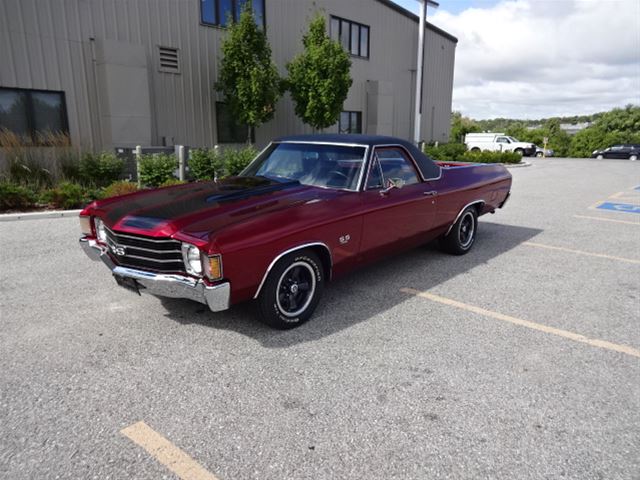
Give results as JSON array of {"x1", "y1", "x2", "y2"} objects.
[
  {"x1": 588, "y1": 199, "x2": 605, "y2": 209},
  {"x1": 608, "y1": 191, "x2": 627, "y2": 199},
  {"x1": 121, "y1": 421, "x2": 219, "y2": 480},
  {"x1": 609, "y1": 191, "x2": 640, "y2": 201},
  {"x1": 401, "y1": 288, "x2": 640, "y2": 359},
  {"x1": 574, "y1": 214, "x2": 640, "y2": 226},
  {"x1": 523, "y1": 241, "x2": 640, "y2": 264}
]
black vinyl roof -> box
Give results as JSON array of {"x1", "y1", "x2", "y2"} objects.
[{"x1": 274, "y1": 134, "x2": 441, "y2": 180}]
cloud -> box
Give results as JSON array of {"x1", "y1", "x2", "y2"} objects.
[{"x1": 430, "y1": 0, "x2": 640, "y2": 119}]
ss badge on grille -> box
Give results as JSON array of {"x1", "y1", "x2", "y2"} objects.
[{"x1": 110, "y1": 244, "x2": 126, "y2": 256}]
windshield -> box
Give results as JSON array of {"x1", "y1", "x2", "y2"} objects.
[
  {"x1": 241, "y1": 142, "x2": 367, "y2": 191},
  {"x1": 507, "y1": 136, "x2": 520, "y2": 142}
]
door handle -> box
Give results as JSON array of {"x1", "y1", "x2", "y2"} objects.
[{"x1": 423, "y1": 190, "x2": 437, "y2": 196}]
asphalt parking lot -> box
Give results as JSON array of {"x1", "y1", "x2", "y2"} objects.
[{"x1": 1, "y1": 157, "x2": 639, "y2": 480}]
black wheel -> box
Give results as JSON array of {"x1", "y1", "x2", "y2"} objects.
[
  {"x1": 630, "y1": 154, "x2": 638, "y2": 161},
  {"x1": 535, "y1": 151, "x2": 544, "y2": 158},
  {"x1": 257, "y1": 250, "x2": 324, "y2": 329},
  {"x1": 439, "y1": 206, "x2": 478, "y2": 255},
  {"x1": 596, "y1": 154, "x2": 604, "y2": 160},
  {"x1": 514, "y1": 148, "x2": 524, "y2": 156},
  {"x1": 471, "y1": 147, "x2": 480, "y2": 153}
]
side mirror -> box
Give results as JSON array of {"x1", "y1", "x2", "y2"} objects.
[{"x1": 380, "y1": 178, "x2": 405, "y2": 196}]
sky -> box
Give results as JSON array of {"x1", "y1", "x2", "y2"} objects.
[{"x1": 392, "y1": 0, "x2": 640, "y2": 120}]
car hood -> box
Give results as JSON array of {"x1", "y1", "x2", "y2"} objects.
[{"x1": 90, "y1": 176, "x2": 328, "y2": 244}]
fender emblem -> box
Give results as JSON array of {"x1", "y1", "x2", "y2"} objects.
[{"x1": 339, "y1": 234, "x2": 351, "y2": 245}]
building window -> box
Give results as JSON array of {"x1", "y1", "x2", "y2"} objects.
[
  {"x1": 330, "y1": 16, "x2": 369, "y2": 59},
  {"x1": 0, "y1": 87, "x2": 69, "y2": 145},
  {"x1": 201, "y1": 0, "x2": 265, "y2": 28},
  {"x1": 339, "y1": 111, "x2": 362, "y2": 134},
  {"x1": 216, "y1": 102, "x2": 252, "y2": 143}
]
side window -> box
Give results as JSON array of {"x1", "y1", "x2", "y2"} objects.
[
  {"x1": 366, "y1": 156, "x2": 383, "y2": 189},
  {"x1": 367, "y1": 148, "x2": 420, "y2": 189},
  {"x1": 496, "y1": 137, "x2": 508, "y2": 143}
]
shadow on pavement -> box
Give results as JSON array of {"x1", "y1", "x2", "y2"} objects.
[{"x1": 159, "y1": 221, "x2": 542, "y2": 347}]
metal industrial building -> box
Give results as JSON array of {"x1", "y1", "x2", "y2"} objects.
[{"x1": 0, "y1": 0, "x2": 457, "y2": 151}]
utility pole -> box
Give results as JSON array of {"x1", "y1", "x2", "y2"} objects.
[{"x1": 413, "y1": 0, "x2": 439, "y2": 146}]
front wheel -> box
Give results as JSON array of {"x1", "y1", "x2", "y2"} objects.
[
  {"x1": 257, "y1": 250, "x2": 324, "y2": 329},
  {"x1": 596, "y1": 154, "x2": 604, "y2": 160},
  {"x1": 536, "y1": 151, "x2": 544, "y2": 158},
  {"x1": 439, "y1": 206, "x2": 478, "y2": 255},
  {"x1": 630, "y1": 154, "x2": 638, "y2": 161}
]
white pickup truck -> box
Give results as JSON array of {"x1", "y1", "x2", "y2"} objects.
[{"x1": 465, "y1": 133, "x2": 536, "y2": 157}]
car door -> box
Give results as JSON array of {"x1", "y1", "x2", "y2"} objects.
[
  {"x1": 496, "y1": 136, "x2": 511, "y2": 152},
  {"x1": 607, "y1": 146, "x2": 625, "y2": 158},
  {"x1": 359, "y1": 146, "x2": 437, "y2": 260}
]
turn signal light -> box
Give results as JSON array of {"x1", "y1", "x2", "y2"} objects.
[
  {"x1": 205, "y1": 254, "x2": 223, "y2": 281},
  {"x1": 79, "y1": 216, "x2": 92, "y2": 235}
]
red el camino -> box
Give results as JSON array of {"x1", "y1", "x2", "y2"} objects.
[{"x1": 79, "y1": 134, "x2": 512, "y2": 328}]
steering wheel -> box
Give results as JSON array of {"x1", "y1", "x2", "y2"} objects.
[
  {"x1": 328, "y1": 170, "x2": 348, "y2": 181},
  {"x1": 326, "y1": 170, "x2": 349, "y2": 187}
]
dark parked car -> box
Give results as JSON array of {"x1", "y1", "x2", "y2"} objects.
[{"x1": 592, "y1": 144, "x2": 640, "y2": 161}]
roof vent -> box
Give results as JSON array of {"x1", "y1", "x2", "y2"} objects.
[{"x1": 158, "y1": 46, "x2": 179, "y2": 74}]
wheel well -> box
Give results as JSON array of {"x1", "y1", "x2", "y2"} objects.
[
  {"x1": 253, "y1": 243, "x2": 333, "y2": 299},
  {"x1": 306, "y1": 245, "x2": 332, "y2": 280},
  {"x1": 473, "y1": 202, "x2": 484, "y2": 216}
]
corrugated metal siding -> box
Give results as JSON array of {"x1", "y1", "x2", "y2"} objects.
[{"x1": 0, "y1": 0, "x2": 456, "y2": 150}]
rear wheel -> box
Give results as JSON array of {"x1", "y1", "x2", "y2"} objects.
[
  {"x1": 535, "y1": 151, "x2": 544, "y2": 158},
  {"x1": 630, "y1": 154, "x2": 638, "y2": 161},
  {"x1": 257, "y1": 250, "x2": 324, "y2": 329},
  {"x1": 514, "y1": 148, "x2": 524, "y2": 156},
  {"x1": 439, "y1": 206, "x2": 478, "y2": 255},
  {"x1": 471, "y1": 147, "x2": 480, "y2": 153}
]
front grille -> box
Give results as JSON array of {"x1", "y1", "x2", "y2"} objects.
[{"x1": 104, "y1": 227, "x2": 185, "y2": 274}]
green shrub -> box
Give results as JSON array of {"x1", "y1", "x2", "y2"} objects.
[
  {"x1": 85, "y1": 187, "x2": 105, "y2": 202},
  {"x1": 423, "y1": 143, "x2": 467, "y2": 162},
  {"x1": 40, "y1": 182, "x2": 86, "y2": 209},
  {"x1": 0, "y1": 182, "x2": 37, "y2": 211},
  {"x1": 461, "y1": 150, "x2": 522, "y2": 164},
  {"x1": 7, "y1": 157, "x2": 53, "y2": 189},
  {"x1": 188, "y1": 148, "x2": 224, "y2": 180},
  {"x1": 103, "y1": 180, "x2": 139, "y2": 198},
  {"x1": 159, "y1": 178, "x2": 187, "y2": 187},
  {"x1": 79, "y1": 152, "x2": 124, "y2": 187},
  {"x1": 188, "y1": 146, "x2": 257, "y2": 180},
  {"x1": 139, "y1": 153, "x2": 177, "y2": 187},
  {"x1": 60, "y1": 156, "x2": 82, "y2": 183},
  {"x1": 223, "y1": 146, "x2": 257, "y2": 176}
]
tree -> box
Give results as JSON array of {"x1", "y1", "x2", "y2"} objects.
[
  {"x1": 216, "y1": 3, "x2": 282, "y2": 142},
  {"x1": 450, "y1": 111, "x2": 480, "y2": 143},
  {"x1": 286, "y1": 15, "x2": 352, "y2": 130}
]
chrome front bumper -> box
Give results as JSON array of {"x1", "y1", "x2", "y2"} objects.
[{"x1": 79, "y1": 237, "x2": 230, "y2": 312}]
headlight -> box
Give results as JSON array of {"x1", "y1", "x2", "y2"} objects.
[
  {"x1": 94, "y1": 218, "x2": 108, "y2": 243},
  {"x1": 181, "y1": 243, "x2": 203, "y2": 276},
  {"x1": 592, "y1": 150, "x2": 598, "y2": 154}
]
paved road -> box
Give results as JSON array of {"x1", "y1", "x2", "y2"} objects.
[{"x1": 1, "y1": 157, "x2": 639, "y2": 479}]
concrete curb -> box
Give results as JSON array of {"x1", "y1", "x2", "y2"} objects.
[
  {"x1": 0, "y1": 209, "x2": 82, "y2": 222},
  {"x1": 505, "y1": 161, "x2": 532, "y2": 168}
]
